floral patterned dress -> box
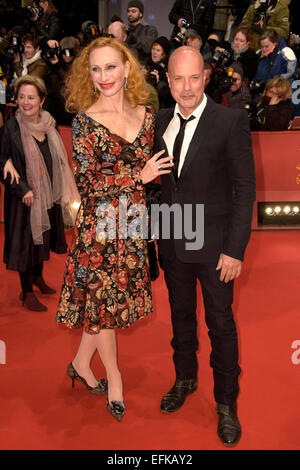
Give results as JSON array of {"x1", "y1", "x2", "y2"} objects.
[{"x1": 56, "y1": 107, "x2": 154, "y2": 334}]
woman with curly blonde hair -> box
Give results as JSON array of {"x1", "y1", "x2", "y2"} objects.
[
  {"x1": 63, "y1": 36, "x2": 150, "y2": 112},
  {"x1": 56, "y1": 37, "x2": 173, "y2": 421}
]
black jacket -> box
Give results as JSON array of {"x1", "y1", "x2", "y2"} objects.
[
  {"x1": 44, "y1": 60, "x2": 74, "y2": 126},
  {"x1": 154, "y1": 97, "x2": 256, "y2": 263},
  {"x1": 0, "y1": 117, "x2": 66, "y2": 271},
  {"x1": 34, "y1": 13, "x2": 62, "y2": 43},
  {"x1": 253, "y1": 98, "x2": 293, "y2": 131},
  {"x1": 126, "y1": 23, "x2": 158, "y2": 62}
]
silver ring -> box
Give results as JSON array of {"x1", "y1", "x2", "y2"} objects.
[{"x1": 158, "y1": 165, "x2": 162, "y2": 171}]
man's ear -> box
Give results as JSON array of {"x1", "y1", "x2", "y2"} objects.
[{"x1": 166, "y1": 72, "x2": 170, "y2": 88}]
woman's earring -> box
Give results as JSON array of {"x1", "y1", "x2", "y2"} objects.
[
  {"x1": 124, "y1": 77, "x2": 128, "y2": 90},
  {"x1": 93, "y1": 84, "x2": 97, "y2": 93}
]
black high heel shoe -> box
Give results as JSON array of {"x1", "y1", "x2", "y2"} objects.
[
  {"x1": 67, "y1": 363, "x2": 107, "y2": 395},
  {"x1": 106, "y1": 399, "x2": 125, "y2": 422}
]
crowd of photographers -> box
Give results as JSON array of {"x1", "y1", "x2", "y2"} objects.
[{"x1": 0, "y1": 0, "x2": 299, "y2": 131}]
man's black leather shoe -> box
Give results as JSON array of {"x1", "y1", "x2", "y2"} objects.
[
  {"x1": 160, "y1": 378, "x2": 198, "y2": 413},
  {"x1": 216, "y1": 402, "x2": 241, "y2": 446}
]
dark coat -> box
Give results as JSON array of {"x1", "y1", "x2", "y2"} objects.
[
  {"x1": 169, "y1": 0, "x2": 216, "y2": 43},
  {"x1": 0, "y1": 117, "x2": 66, "y2": 272},
  {"x1": 44, "y1": 60, "x2": 74, "y2": 126},
  {"x1": 126, "y1": 23, "x2": 158, "y2": 62},
  {"x1": 235, "y1": 48, "x2": 259, "y2": 83},
  {"x1": 154, "y1": 96, "x2": 256, "y2": 263},
  {"x1": 35, "y1": 13, "x2": 62, "y2": 43},
  {"x1": 254, "y1": 98, "x2": 293, "y2": 131},
  {"x1": 221, "y1": 42, "x2": 259, "y2": 83}
]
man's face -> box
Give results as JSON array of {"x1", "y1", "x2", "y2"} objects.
[
  {"x1": 230, "y1": 72, "x2": 242, "y2": 93},
  {"x1": 127, "y1": 7, "x2": 142, "y2": 25},
  {"x1": 167, "y1": 47, "x2": 205, "y2": 117},
  {"x1": 23, "y1": 41, "x2": 38, "y2": 59},
  {"x1": 108, "y1": 22, "x2": 126, "y2": 42}
]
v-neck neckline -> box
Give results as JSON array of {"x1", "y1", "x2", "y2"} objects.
[{"x1": 82, "y1": 108, "x2": 147, "y2": 145}]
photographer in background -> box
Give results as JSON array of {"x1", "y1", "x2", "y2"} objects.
[
  {"x1": 229, "y1": 27, "x2": 258, "y2": 83},
  {"x1": 220, "y1": 61, "x2": 252, "y2": 109},
  {"x1": 253, "y1": 29, "x2": 298, "y2": 86},
  {"x1": 13, "y1": 33, "x2": 48, "y2": 81},
  {"x1": 202, "y1": 32, "x2": 222, "y2": 62},
  {"x1": 169, "y1": 0, "x2": 216, "y2": 45},
  {"x1": 126, "y1": 1, "x2": 158, "y2": 62},
  {"x1": 184, "y1": 24, "x2": 203, "y2": 51},
  {"x1": 288, "y1": 33, "x2": 300, "y2": 62},
  {"x1": 239, "y1": 0, "x2": 290, "y2": 51},
  {"x1": 44, "y1": 36, "x2": 80, "y2": 125},
  {"x1": 29, "y1": 0, "x2": 62, "y2": 48},
  {"x1": 145, "y1": 37, "x2": 174, "y2": 109},
  {"x1": 0, "y1": 30, "x2": 24, "y2": 93},
  {"x1": 108, "y1": 21, "x2": 128, "y2": 43},
  {"x1": 80, "y1": 20, "x2": 103, "y2": 47},
  {"x1": 249, "y1": 76, "x2": 293, "y2": 130}
]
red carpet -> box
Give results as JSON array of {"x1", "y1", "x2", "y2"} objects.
[{"x1": 0, "y1": 224, "x2": 299, "y2": 450}]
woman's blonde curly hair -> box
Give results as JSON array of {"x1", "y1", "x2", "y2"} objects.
[{"x1": 63, "y1": 37, "x2": 149, "y2": 113}]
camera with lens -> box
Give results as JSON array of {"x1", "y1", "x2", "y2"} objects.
[
  {"x1": 252, "y1": 0, "x2": 269, "y2": 33},
  {"x1": 24, "y1": 5, "x2": 44, "y2": 20},
  {"x1": 249, "y1": 79, "x2": 266, "y2": 95},
  {"x1": 42, "y1": 44, "x2": 61, "y2": 62},
  {"x1": 0, "y1": 33, "x2": 24, "y2": 59},
  {"x1": 83, "y1": 22, "x2": 102, "y2": 38},
  {"x1": 7, "y1": 34, "x2": 24, "y2": 57},
  {"x1": 212, "y1": 48, "x2": 234, "y2": 90},
  {"x1": 212, "y1": 48, "x2": 233, "y2": 67},
  {"x1": 174, "y1": 19, "x2": 190, "y2": 45},
  {"x1": 215, "y1": 66, "x2": 234, "y2": 90},
  {"x1": 61, "y1": 48, "x2": 74, "y2": 59},
  {"x1": 245, "y1": 102, "x2": 265, "y2": 130}
]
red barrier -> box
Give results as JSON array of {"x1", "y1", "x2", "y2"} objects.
[{"x1": 1, "y1": 128, "x2": 300, "y2": 228}]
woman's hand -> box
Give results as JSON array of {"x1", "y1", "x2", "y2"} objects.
[
  {"x1": 177, "y1": 18, "x2": 186, "y2": 28},
  {"x1": 3, "y1": 158, "x2": 20, "y2": 184},
  {"x1": 269, "y1": 95, "x2": 281, "y2": 105},
  {"x1": 140, "y1": 150, "x2": 174, "y2": 184},
  {"x1": 150, "y1": 70, "x2": 159, "y2": 83},
  {"x1": 47, "y1": 40, "x2": 59, "y2": 48},
  {"x1": 22, "y1": 190, "x2": 34, "y2": 207},
  {"x1": 150, "y1": 70, "x2": 160, "y2": 84}
]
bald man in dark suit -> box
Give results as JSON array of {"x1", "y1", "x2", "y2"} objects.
[{"x1": 154, "y1": 46, "x2": 256, "y2": 446}]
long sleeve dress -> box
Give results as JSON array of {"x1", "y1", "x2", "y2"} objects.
[{"x1": 56, "y1": 107, "x2": 155, "y2": 334}]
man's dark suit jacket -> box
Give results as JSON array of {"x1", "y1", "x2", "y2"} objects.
[{"x1": 154, "y1": 96, "x2": 256, "y2": 264}]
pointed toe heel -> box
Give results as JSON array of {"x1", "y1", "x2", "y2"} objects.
[
  {"x1": 67, "y1": 362, "x2": 107, "y2": 394},
  {"x1": 107, "y1": 399, "x2": 125, "y2": 422}
]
